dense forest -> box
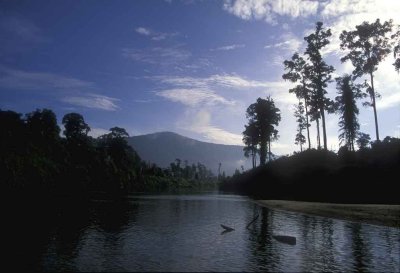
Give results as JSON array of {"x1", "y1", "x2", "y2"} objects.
[
  {"x1": 0, "y1": 108, "x2": 217, "y2": 200},
  {"x1": 221, "y1": 19, "x2": 400, "y2": 204}
]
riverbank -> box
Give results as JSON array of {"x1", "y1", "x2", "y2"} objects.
[{"x1": 255, "y1": 200, "x2": 400, "y2": 228}]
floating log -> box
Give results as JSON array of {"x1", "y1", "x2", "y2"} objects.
[
  {"x1": 273, "y1": 235, "x2": 296, "y2": 245},
  {"x1": 220, "y1": 224, "x2": 235, "y2": 232}
]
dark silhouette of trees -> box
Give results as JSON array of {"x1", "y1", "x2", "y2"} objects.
[
  {"x1": 283, "y1": 53, "x2": 312, "y2": 149},
  {"x1": 340, "y1": 19, "x2": 394, "y2": 141},
  {"x1": 356, "y1": 132, "x2": 371, "y2": 150},
  {"x1": 245, "y1": 97, "x2": 281, "y2": 165},
  {"x1": 1, "y1": 108, "x2": 217, "y2": 199},
  {"x1": 304, "y1": 22, "x2": 335, "y2": 151},
  {"x1": 392, "y1": 25, "x2": 400, "y2": 72},
  {"x1": 335, "y1": 75, "x2": 366, "y2": 151},
  {"x1": 243, "y1": 121, "x2": 259, "y2": 168},
  {"x1": 294, "y1": 102, "x2": 307, "y2": 152},
  {"x1": 62, "y1": 113, "x2": 90, "y2": 140}
]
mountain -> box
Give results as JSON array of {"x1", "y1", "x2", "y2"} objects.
[{"x1": 126, "y1": 131, "x2": 252, "y2": 175}]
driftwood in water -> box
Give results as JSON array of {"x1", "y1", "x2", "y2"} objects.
[
  {"x1": 246, "y1": 213, "x2": 259, "y2": 229},
  {"x1": 220, "y1": 224, "x2": 234, "y2": 232},
  {"x1": 272, "y1": 235, "x2": 296, "y2": 245}
]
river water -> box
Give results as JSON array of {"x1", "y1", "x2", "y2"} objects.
[{"x1": 8, "y1": 192, "x2": 400, "y2": 272}]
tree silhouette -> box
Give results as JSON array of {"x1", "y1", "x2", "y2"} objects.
[
  {"x1": 243, "y1": 121, "x2": 259, "y2": 168},
  {"x1": 392, "y1": 25, "x2": 400, "y2": 72},
  {"x1": 335, "y1": 75, "x2": 366, "y2": 151},
  {"x1": 340, "y1": 19, "x2": 393, "y2": 141},
  {"x1": 304, "y1": 22, "x2": 335, "y2": 150},
  {"x1": 62, "y1": 113, "x2": 90, "y2": 140},
  {"x1": 293, "y1": 102, "x2": 307, "y2": 152},
  {"x1": 283, "y1": 53, "x2": 312, "y2": 149},
  {"x1": 356, "y1": 132, "x2": 371, "y2": 150},
  {"x1": 245, "y1": 97, "x2": 281, "y2": 165}
]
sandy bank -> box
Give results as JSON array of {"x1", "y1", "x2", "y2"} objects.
[{"x1": 255, "y1": 200, "x2": 400, "y2": 228}]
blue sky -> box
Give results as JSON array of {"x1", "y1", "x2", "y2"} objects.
[{"x1": 1, "y1": 0, "x2": 399, "y2": 155}]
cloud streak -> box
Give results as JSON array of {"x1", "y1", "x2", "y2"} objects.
[
  {"x1": 0, "y1": 66, "x2": 94, "y2": 91},
  {"x1": 156, "y1": 88, "x2": 235, "y2": 107},
  {"x1": 62, "y1": 94, "x2": 120, "y2": 111},
  {"x1": 211, "y1": 44, "x2": 245, "y2": 51},
  {"x1": 122, "y1": 45, "x2": 191, "y2": 66},
  {"x1": 134, "y1": 26, "x2": 178, "y2": 41}
]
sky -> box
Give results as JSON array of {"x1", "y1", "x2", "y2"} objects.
[{"x1": 1, "y1": 0, "x2": 399, "y2": 155}]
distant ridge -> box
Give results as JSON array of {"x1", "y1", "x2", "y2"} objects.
[{"x1": 126, "y1": 131, "x2": 252, "y2": 175}]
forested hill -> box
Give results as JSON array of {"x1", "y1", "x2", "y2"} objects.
[{"x1": 127, "y1": 132, "x2": 253, "y2": 175}]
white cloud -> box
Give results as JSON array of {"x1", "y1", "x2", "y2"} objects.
[
  {"x1": 223, "y1": 0, "x2": 319, "y2": 24},
  {"x1": 134, "y1": 26, "x2": 178, "y2": 41},
  {"x1": 88, "y1": 127, "x2": 110, "y2": 138},
  {"x1": 211, "y1": 44, "x2": 245, "y2": 51},
  {"x1": 122, "y1": 45, "x2": 191, "y2": 65},
  {"x1": 135, "y1": 27, "x2": 151, "y2": 36},
  {"x1": 62, "y1": 94, "x2": 120, "y2": 111},
  {"x1": 156, "y1": 73, "x2": 290, "y2": 89},
  {"x1": 182, "y1": 110, "x2": 243, "y2": 145},
  {"x1": 156, "y1": 88, "x2": 235, "y2": 107},
  {"x1": 0, "y1": 66, "x2": 93, "y2": 91},
  {"x1": 264, "y1": 34, "x2": 302, "y2": 52}
]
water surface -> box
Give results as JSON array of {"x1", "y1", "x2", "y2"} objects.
[{"x1": 9, "y1": 193, "x2": 400, "y2": 272}]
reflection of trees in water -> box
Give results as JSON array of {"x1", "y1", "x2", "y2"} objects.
[
  {"x1": 298, "y1": 215, "x2": 342, "y2": 272},
  {"x1": 43, "y1": 199, "x2": 138, "y2": 271},
  {"x1": 246, "y1": 207, "x2": 280, "y2": 272},
  {"x1": 5, "y1": 202, "x2": 56, "y2": 271},
  {"x1": 85, "y1": 199, "x2": 139, "y2": 271},
  {"x1": 350, "y1": 223, "x2": 370, "y2": 273}
]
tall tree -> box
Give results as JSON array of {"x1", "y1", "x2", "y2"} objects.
[
  {"x1": 356, "y1": 132, "x2": 371, "y2": 150},
  {"x1": 304, "y1": 22, "x2": 335, "y2": 150},
  {"x1": 243, "y1": 121, "x2": 259, "y2": 168},
  {"x1": 335, "y1": 75, "x2": 366, "y2": 151},
  {"x1": 283, "y1": 53, "x2": 312, "y2": 149},
  {"x1": 245, "y1": 97, "x2": 281, "y2": 165},
  {"x1": 62, "y1": 113, "x2": 90, "y2": 140},
  {"x1": 392, "y1": 25, "x2": 400, "y2": 72},
  {"x1": 340, "y1": 19, "x2": 393, "y2": 141},
  {"x1": 293, "y1": 102, "x2": 307, "y2": 152}
]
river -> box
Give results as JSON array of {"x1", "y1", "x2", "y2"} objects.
[{"x1": 7, "y1": 192, "x2": 400, "y2": 271}]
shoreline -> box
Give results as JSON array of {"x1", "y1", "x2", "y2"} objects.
[{"x1": 255, "y1": 200, "x2": 400, "y2": 228}]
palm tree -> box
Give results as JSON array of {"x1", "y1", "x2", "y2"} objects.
[{"x1": 340, "y1": 19, "x2": 393, "y2": 141}]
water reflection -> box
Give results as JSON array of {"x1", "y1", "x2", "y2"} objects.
[{"x1": 7, "y1": 193, "x2": 399, "y2": 272}]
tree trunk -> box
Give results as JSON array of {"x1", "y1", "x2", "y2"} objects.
[
  {"x1": 320, "y1": 106, "x2": 328, "y2": 150},
  {"x1": 316, "y1": 118, "x2": 321, "y2": 149},
  {"x1": 268, "y1": 141, "x2": 271, "y2": 162},
  {"x1": 260, "y1": 138, "x2": 267, "y2": 166},
  {"x1": 370, "y1": 72, "x2": 380, "y2": 141},
  {"x1": 304, "y1": 97, "x2": 311, "y2": 149}
]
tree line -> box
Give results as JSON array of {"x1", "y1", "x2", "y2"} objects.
[
  {"x1": 243, "y1": 19, "x2": 400, "y2": 166},
  {"x1": 0, "y1": 108, "x2": 217, "y2": 198}
]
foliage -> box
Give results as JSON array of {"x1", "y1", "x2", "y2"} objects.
[
  {"x1": 304, "y1": 22, "x2": 335, "y2": 150},
  {"x1": 283, "y1": 53, "x2": 312, "y2": 148},
  {"x1": 340, "y1": 19, "x2": 393, "y2": 141},
  {"x1": 0, "y1": 109, "x2": 217, "y2": 199},
  {"x1": 245, "y1": 97, "x2": 281, "y2": 165},
  {"x1": 293, "y1": 102, "x2": 307, "y2": 151},
  {"x1": 335, "y1": 75, "x2": 366, "y2": 151}
]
